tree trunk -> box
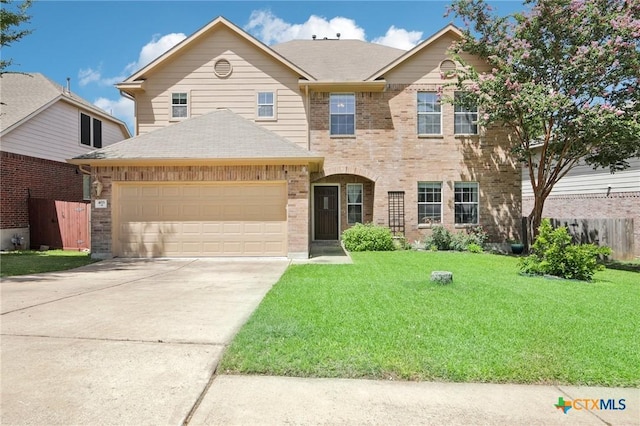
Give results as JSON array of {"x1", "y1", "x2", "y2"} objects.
[{"x1": 528, "y1": 192, "x2": 548, "y2": 242}]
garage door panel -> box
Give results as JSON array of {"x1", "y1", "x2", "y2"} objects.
[{"x1": 115, "y1": 183, "x2": 287, "y2": 257}]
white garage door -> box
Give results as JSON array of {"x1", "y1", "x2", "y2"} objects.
[{"x1": 113, "y1": 182, "x2": 287, "y2": 257}]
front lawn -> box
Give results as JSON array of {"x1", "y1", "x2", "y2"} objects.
[
  {"x1": 220, "y1": 251, "x2": 639, "y2": 387},
  {"x1": 0, "y1": 250, "x2": 96, "y2": 277}
]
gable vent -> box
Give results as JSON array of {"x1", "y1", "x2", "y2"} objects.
[
  {"x1": 214, "y1": 58, "x2": 232, "y2": 78},
  {"x1": 439, "y1": 59, "x2": 457, "y2": 78}
]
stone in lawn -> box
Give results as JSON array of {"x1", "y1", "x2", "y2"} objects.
[{"x1": 431, "y1": 271, "x2": 453, "y2": 285}]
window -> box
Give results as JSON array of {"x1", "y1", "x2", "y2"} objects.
[
  {"x1": 418, "y1": 182, "x2": 442, "y2": 224},
  {"x1": 454, "y1": 91, "x2": 478, "y2": 134},
  {"x1": 80, "y1": 113, "x2": 102, "y2": 148},
  {"x1": 417, "y1": 92, "x2": 441, "y2": 135},
  {"x1": 83, "y1": 175, "x2": 91, "y2": 200},
  {"x1": 171, "y1": 92, "x2": 188, "y2": 119},
  {"x1": 347, "y1": 184, "x2": 363, "y2": 224},
  {"x1": 257, "y1": 91, "x2": 275, "y2": 119},
  {"x1": 454, "y1": 182, "x2": 479, "y2": 224},
  {"x1": 330, "y1": 93, "x2": 355, "y2": 135}
]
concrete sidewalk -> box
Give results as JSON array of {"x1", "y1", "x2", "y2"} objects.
[{"x1": 191, "y1": 375, "x2": 639, "y2": 425}]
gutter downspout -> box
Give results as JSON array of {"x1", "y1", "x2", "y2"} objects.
[{"x1": 305, "y1": 84, "x2": 310, "y2": 151}]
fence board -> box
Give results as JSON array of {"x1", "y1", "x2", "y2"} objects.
[
  {"x1": 29, "y1": 199, "x2": 90, "y2": 250},
  {"x1": 523, "y1": 217, "x2": 635, "y2": 261}
]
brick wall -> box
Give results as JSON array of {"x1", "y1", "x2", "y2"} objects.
[
  {"x1": 523, "y1": 192, "x2": 640, "y2": 257},
  {"x1": 309, "y1": 86, "x2": 522, "y2": 244},
  {"x1": 90, "y1": 165, "x2": 310, "y2": 259},
  {"x1": 1, "y1": 151, "x2": 84, "y2": 229}
]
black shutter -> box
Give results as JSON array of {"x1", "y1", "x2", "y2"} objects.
[
  {"x1": 93, "y1": 118, "x2": 102, "y2": 148},
  {"x1": 80, "y1": 113, "x2": 91, "y2": 146}
]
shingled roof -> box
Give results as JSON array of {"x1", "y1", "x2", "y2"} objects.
[
  {"x1": 0, "y1": 73, "x2": 129, "y2": 136},
  {"x1": 70, "y1": 109, "x2": 322, "y2": 166},
  {"x1": 271, "y1": 39, "x2": 405, "y2": 82}
]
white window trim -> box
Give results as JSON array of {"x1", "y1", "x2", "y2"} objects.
[
  {"x1": 417, "y1": 92, "x2": 442, "y2": 136},
  {"x1": 454, "y1": 91, "x2": 478, "y2": 135},
  {"x1": 255, "y1": 90, "x2": 277, "y2": 121},
  {"x1": 417, "y1": 182, "x2": 443, "y2": 227},
  {"x1": 454, "y1": 182, "x2": 480, "y2": 225},
  {"x1": 346, "y1": 183, "x2": 364, "y2": 225},
  {"x1": 329, "y1": 93, "x2": 356, "y2": 136},
  {"x1": 170, "y1": 91, "x2": 190, "y2": 121}
]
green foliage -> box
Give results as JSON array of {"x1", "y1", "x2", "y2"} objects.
[
  {"x1": 424, "y1": 225, "x2": 452, "y2": 251},
  {"x1": 467, "y1": 243, "x2": 483, "y2": 253},
  {"x1": 0, "y1": 0, "x2": 33, "y2": 72},
  {"x1": 0, "y1": 250, "x2": 96, "y2": 277},
  {"x1": 341, "y1": 223, "x2": 395, "y2": 252},
  {"x1": 519, "y1": 219, "x2": 612, "y2": 281},
  {"x1": 392, "y1": 235, "x2": 412, "y2": 251},
  {"x1": 425, "y1": 225, "x2": 487, "y2": 252}
]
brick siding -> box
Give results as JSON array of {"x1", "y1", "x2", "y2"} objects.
[
  {"x1": 309, "y1": 86, "x2": 522, "y2": 244},
  {"x1": 1, "y1": 151, "x2": 84, "y2": 229}
]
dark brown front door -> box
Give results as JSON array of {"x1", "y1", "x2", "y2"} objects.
[{"x1": 314, "y1": 186, "x2": 339, "y2": 240}]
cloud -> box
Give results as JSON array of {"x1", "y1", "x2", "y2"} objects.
[
  {"x1": 94, "y1": 96, "x2": 135, "y2": 134},
  {"x1": 245, "y1": 10, "x2": 366, "y2": 44},
  {"x1": 128, "y1": 32, "x2": 187, "y2": 74},
  {"x1": 78, "y1": 67, "x2": 101, "y2": 87},
  {"x1": 372, "y1": 26, "x2": 423, "y2": 50}
]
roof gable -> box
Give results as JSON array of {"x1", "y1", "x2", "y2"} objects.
[
  {"x1": 0, "y1": 73, "x2": 130, "y2": 137},
  {"x1": 69, "y1": 109, "x2": 322, "y2": 167},
  {"x1": 367, "y1": 24, "x2": 463, "y2": 81},
  {"x1": 119, "y1": 16, "x2": 315, "y2": 87}
]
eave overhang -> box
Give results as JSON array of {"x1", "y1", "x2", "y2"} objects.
[{"x1": 298, "y1": 80, "x2": 387, "y2": 93}]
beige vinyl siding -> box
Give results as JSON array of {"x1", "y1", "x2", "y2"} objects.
[
  {"x1": 135, "y1": 26, "x2": 308, "y2": 148},
  {"x1": 1, "y1": 101, "x2": 127, "y2": 163},
  {"x1": 384, "y1": 33, "x2": 488, "y2": 86},
  {"x1": 522, "y1": 158, "x2": 640, "y2": 197}
]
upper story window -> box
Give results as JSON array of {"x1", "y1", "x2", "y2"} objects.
[
  {"x1": 418, "y1": 182, "x2": 442, "y2": 225},
  {"x1": 417, "y1": 92, "x2": 441, "y2": 135},
  {"x1": 257, "y1": 91, "x2": 276, "y2": 120},
  {"x1": 330, "y1": 93, "x2": 355, "y2": 136},
  {"x1": 171, "y1": 92, "x2": 188, "y2": 119},
  {"x1": 454, "y1": 182, "x2": 479, "y2": 224},
  {"x1": 454, "y1": 91, "x2": 478, "y2": 135},
  {"x1": 347, "y1": 183, "x2": 363, "y2": 224},
  {"x1": 80, "y1": 113, "x2": 102, "y2": 148}
]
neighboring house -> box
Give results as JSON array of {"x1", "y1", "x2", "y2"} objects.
[
  {"x1": 0, "y1": 73, "x2": 130, "y2": 250},
  {"x1": 522, "y1": 159, "x2": 640, "y2": 258},
  {"x1": 69, "y1": 17, "x2": 521, "y2": 259}
]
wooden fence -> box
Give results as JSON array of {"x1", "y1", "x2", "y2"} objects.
[
  {"x1": 29, "y1": 199, "x2": 90, "y2": 250},
  {"x1": 523, "y1": 217, "x2": 635, "y2": 261}
]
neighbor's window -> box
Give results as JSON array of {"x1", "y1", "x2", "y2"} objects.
[
  {"x1": 347, "y1": 183, "x2": 363, "y2": 224},
  {"x1": 454, "y1": 182, "x2": 479, "y2": 224},
  {"x1": 418, "y1": 182, "x2": 442, "y2": 224},
  {"x1": 171, "y1": 92, "x2": 188, "y2": 119},
  {"x1": 330, "y1": 93, "x2": 355, "y2": 135},
  {"x1": 83, "y1": 175, "x2": 91, "y2": 200},
  {"x1": 80, "y1": 113, "x2": 102, "y2": 148},
  {"x1": 417, "y1": 92, "x2": 441, "y2": 135},
  {"x1": 454, "y1": 91, "x2": 478, "y2": 134},
  {"x1": 257, "y1": 91, "x2": 275, "y2": 119}
]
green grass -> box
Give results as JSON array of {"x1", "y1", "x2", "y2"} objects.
[
  {"x1": 0, "y1": 250, "x2": 97, "y2": 277},
  {"x1": 220, "y1": 251, "x2": 640, "y2": 387}
]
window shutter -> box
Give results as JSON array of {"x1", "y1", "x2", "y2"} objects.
[{"x1": 93, "y1": 118, "x2": 102, "y2": 148}]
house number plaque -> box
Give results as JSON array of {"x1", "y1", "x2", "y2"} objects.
[{"x1": 95, "y1": 199, "x2": 108, "y2": 209}]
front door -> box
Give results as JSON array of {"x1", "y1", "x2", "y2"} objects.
[{"x1": 314, "y1": 186, "x2": 339, "y2": 240}]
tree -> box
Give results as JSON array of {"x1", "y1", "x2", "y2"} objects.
[
  {"x1": 1, "y1": 0, "x2": 33, "y2": 73},
  {"x1": 447, "y1": 0, "x2": 640, "y2": 237}
]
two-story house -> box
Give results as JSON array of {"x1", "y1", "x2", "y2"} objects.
[
  {"x1": 69, "y1": 17, "x2": 521, "y2": 259},
  {"x1": 0, "y1": 73, "x2": 130, "y2": 250}
]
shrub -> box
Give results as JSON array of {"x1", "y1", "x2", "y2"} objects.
[
  {"x1": 518, "y1": 219, "x2": 611, "y2": 281},
  {"x1": 342, "y1": 223, "x2": 395, "y2": 252},
  {"x1": 467, "y1": 243, "x2": 483, "y2": 253},
  {"x1": 424, "y1": 226, "x2": 452, "y2": 251},
  {"x1": 426, "y1": 225, "x2": 488, "y2": 251}
]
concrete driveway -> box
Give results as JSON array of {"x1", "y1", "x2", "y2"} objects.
[{"x1": 1, "y1": 258, "x2": 289, "y2": 425}]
